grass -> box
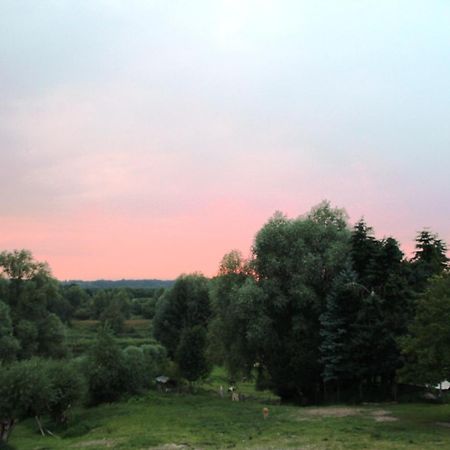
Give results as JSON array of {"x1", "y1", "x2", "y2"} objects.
[
  {"x1": 10, "y1": 369, "x2": 450, "y2": 450},
  {"x1": 66, "y1": 319, "x2": 156, "y2": 354}
]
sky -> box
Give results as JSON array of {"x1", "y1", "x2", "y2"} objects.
[{"x1": 0, "y1": 0, "x2": 449, "y2": 280}]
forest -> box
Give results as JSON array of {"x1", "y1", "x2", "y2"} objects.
[{"x1": 0, "y1": 201, "x2": 448, "y2": 448}]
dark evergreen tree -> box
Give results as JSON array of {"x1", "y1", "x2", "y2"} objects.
[
  {"x1": 348, "y1": 222, "x2": 414, "y2": 399},
  {"x1": 411, "y1": 230, "x2": 448, "y2": 291},
  {"x1": 320, "y1": 267, "x2": 362, "y2": 399}
]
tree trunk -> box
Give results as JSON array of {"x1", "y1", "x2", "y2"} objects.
[
  {"x1": 35, "y1": 416, "x2": 45, "y2": 437},
  {"x1": 0, "y1": 418, "x2": 17, "y2": 442}
]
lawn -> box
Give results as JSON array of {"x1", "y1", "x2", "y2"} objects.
[{"x1": 10, "y1": 371, "x2": 450, "y2": 450}]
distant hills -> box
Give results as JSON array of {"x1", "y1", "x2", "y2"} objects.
[{"x1": 61, "y1": 279, "x2": 175, "y2": 289}]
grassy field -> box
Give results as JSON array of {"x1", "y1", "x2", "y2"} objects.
[
  {"x1": 10, "y1": 367, "x2": 450, "y2": 450},
  {"x1": 66, "y1": 319, "x2": 156, "y2": 354}
]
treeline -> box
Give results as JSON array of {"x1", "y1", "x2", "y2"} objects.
[
  {"x1": 153, "y1": 201, "x2": 449, "y2": 403},
  {"x1": 63, "y1": 279, "x2": 174, "y2": 290},
  {"x1": 60, "y1": 284, "x2": 165, "y2": 332}
]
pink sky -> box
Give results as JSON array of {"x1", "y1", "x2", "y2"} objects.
[{"x1": 1, "y1": 1, "x2": 448, "y2": 279}]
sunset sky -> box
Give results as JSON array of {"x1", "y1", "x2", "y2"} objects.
[{"x1": 1, "y1": 1, "x2": 449, "y2": 280}]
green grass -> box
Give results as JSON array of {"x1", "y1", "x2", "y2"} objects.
[
  {"x1": 67, "y1": 319, "x2": 156, "y2": 354},
  {"x1": 10, "y1": 373, "x2": 450, "y2": 450}
]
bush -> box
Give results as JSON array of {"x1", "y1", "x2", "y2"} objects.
[{"x1": 84, "y1": 326, "x2": 127, "y2": 404}]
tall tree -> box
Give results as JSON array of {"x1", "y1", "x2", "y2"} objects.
[
  {"x1": 348, "y1": 222, "x2": 413, "y2": 398},
  {"x1": 0, "y1": 250, "x2": 67, "y2": 359},
  {"x1": 251, "y1": 202, "x2": 351, "y2": 401},
  {"x1": 320, "y1": 267, "x2": 363, "y2": 399},
  {"x1": 153, "y1": 274, "x2": 212, "y2": 382},
  {"x1": 85, "y1": 326, "x2": 126, "y2": 404},
  {"x1": 411, "y1": 230, "x2": 448, "y2": 291},
  {"x1": 208, "y1": 250, "x2": 258, "y2": 379}
]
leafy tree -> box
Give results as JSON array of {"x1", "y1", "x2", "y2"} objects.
[
  {"x1": 176, "y1": 326, "x2": 211, "y2": 383},
  {"x1": 153, "y1": 274, "x2": 212, "y2": 382},
  {"x1": 0, "y1": 302, "x2": 20, "y2": 364},
  {"x1": 99, "y1": 298, "x2": 125, "y2": 334},
  {"x1": 44, "y1": 359, "x2": 86, "y2": 424},
  {"x1": 0, "y1": 358, "x2": 84, "y2": 442},
  {"x1": 84, "y1": 326, "x2": 126, "y2": 404},
  {"x1": 37, "y1": 313, "x2": 67, "y2": 358},
  {"x1": 0, "y1": 359, "x2": 52, "y2": 441},
  {"x1": 0, "y1": 250, "x2": 67, "y2": 359},
  {"x1": 94, "y1": 289, "x2": 131, "y2": 332},
  {"x1": 208, "y1": 251, "x2": 258, "y2": 379},
  {"x1": 400, "y1": 273, "x2": 450, "y2": 387},
  {"x1": 250, "y1": 202, "x2": 351, "y2": 401},
  {"x1": 122, "y1": 346, "x2": 151, "y2": 394},
  {"x1": 60, "y1": 284, "x2": 92, "y2": 321}
]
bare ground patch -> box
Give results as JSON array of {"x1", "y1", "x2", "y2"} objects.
[
  {"x1": 303, "y1": 407, "x2": 363, "y2": 417},
  {"x1": 370, "y1": 409, "x2": 398, "y2": 422},
  {"x1": 144, "y1": 444, "x2": 193, "y2": 450},
  {"x1": 293, "y1": 406, "x2": 399, "y2": 423},
  {"x1": 72, "y1": 439, "x2": 118, "y2": 448}
]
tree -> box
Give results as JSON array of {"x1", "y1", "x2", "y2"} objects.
[
  {"x1": 208, "y1": 251, "x2": 258, "y2": 379},
  {"x1": 45, "y1": 359, "x2": 85, "y2": 424},
  {"x1": 0, "y1": 250, "x2": 67, "y2": 359},
  {"x1": 0, "y1": 358, "x2": 51, "y2": 441},
  {"x1": 348, "y1": 221, "x2": 413, "y2": 399},
  {"x1": 320, "y1": 267, "x2": 363, "y2": 399},
  {"x1": 153, "y1": 274, "x2": 212, "y2": 382},
  {"x1": 94, "y1": 289, "x2": 131, "y2": 333},
  {"x1": 250, "y1": 202, "x2": 351, "y2": 401},
  {"x1": 176, "y1": 326, "x2": 211, "y2": 383},
  {"x1": 400, "y1": 273, "x2": 450, "y2": 387},
  {"x1": 411, "y1": 230, "x2": 448, "y2": 291},
  {"x1": 0, "y1": 301, "x2": 20, "y2": 364},
  {"x1": 0, "y1": 358, "x2": 84, "y2": 442},
  {"x1": 84, "y1": 326, "x2": 126, "y2": 404}
]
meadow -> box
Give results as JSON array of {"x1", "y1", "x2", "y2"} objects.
[
  {"x1": 66, "y1": 319, "x2": 156, "y2": 355},
  {"x1": 10, "y1": 363, "x2": 450, "y2": 450}
]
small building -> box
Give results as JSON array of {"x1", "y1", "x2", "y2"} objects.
[{"x1": 155, "y1": 375, "x2": 177, "y2": 392}]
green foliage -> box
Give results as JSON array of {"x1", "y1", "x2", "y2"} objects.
[
  {"x1": 176, "y1": 326, "x2": 211, "y2": 382},
  {"x1": 0, "y1": 251, "x2": 68, "y2": 360},
  {"x1": 38, "y1": 313, "x2": 67, "y2": 358},
  {"x1": 10, "y1": 388, "x2": 450, "y2": 450},
  {"x1": 153, "y1": 274, "x2": 212, "y2": 382},
  {"x1": 0, "y1": 302, "x2": 20, "y2": 363},
  {"x1": 400, "y1": 273, "x2": 450, "y2": 385},
  {"x1": 92, "y1": 289, "x2": 131, "y2": 333},
  {"x1": 209, "y1": 251, "x2": 258, "y2": 379},
  {"x1": 411, "y1": 230, "x2": 449, "y2": 291},
  {"x1": 84, "y1": 326, "x2": 127, "y2": 404},
  {"x1": 250, "y1": 202, "x2": 351, "y2": 401},
  {"x1": 343, "y1": 220, "x2": 414, "y2": 399},
  {"x1": 0, "y1": 358, "x2": 85, "y2": 442},
  {"x1": 320, "y1": 267, "x2": 363, "y2": 385},
  {"x1": 44, "y1": 359, "x2": 86, "y2": 424}
]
